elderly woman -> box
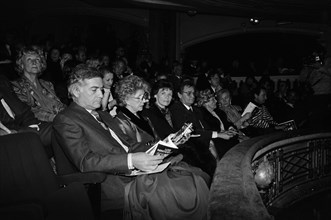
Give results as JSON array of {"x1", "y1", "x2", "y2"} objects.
[
  {"x1": 113, "y1": 75, "x2": 210, "y2": 220},
  {"x1": 196, "y1": 89, "x2": 239, "y2": 158},
  {"x1": 11, "y1": 46, "x2": 66, "y2": 122},
  {"x1": 114, "y1": 75, "x2": 155, "y2": 146},
  {"x1": 217, "y1": 88, "x2": 251, "y2": 129}
]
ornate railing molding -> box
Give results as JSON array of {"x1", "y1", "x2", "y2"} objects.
[
  {"x1": 208, "y1": 131, "x2": 331, "y2": 220},
  {"x1": 252, "y1": 132, "x2": 331, "y2": 215}
]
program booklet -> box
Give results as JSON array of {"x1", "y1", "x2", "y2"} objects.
[
  {"x1": 126, "y1": 140, "x2": 177, "y2": 176},
  {"x1": 126, "y1": 123, "x2": 194, "y2": 176},
  {"x1": 241, "y1": 102, "x2": 257, "y2": 116},
  {"x1": 277, "y1": 119, "x2": 297, "y2": 131},
  {"x1": 145, "y1": 138, "x2": 178, "y2": 157}
]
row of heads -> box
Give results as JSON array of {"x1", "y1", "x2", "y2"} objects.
[{"x1": 67, "y1": 64, "x2": 239, "y2": 108}]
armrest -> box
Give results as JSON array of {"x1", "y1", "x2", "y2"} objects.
[{"x1": 57, "y1": 172, "x2": 107, "y2": 186}]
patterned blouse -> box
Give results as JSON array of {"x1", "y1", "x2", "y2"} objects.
[
  {"x1": 11, "y1": 76, "x2": 66, "y2": 122},
  {"x1": 248, "y1": 104, "x2": 277, "y2": 128}
]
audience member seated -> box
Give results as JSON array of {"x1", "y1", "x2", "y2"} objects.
[
  {"x1": 74, "y1": 45, "x2": 87, "y2": 64},
  {"x1": 42, "y1": 47, "x2": 63, "y2": 84},
  {"x1": 267, "y1": 79, "x2": 296, "y2": 123},
  {"x1": 141, "y1": 79, "x2": 176, "y2": 140},
  {"x1": 113, "y1": 75, "x2": 156, "y2": 146},
  {"x1": 99, "y1": 52, "x2": 111, "y2": 68},
  {"x1": 170, "y1": 80, "x2": 235, "y2": 175},
  {"x1": 11, "y1": 46, "x2": 66, "y2": 122},
  {"x1": 196, "y1": 71, "x2": 222, "y2": 94},
  {"x1": 114, "y1": 46, "x2": 129, "y2": 66},
  {"x1": 238, "y1": 76, "x2": 258, "y2": 107},
  {"x1": 52, "y1": 65, "x2": 209, "y2": 220},
  {"x1": 195, "y1": 67, "x2": 210, "y2": 91},
  {"x1": 167, "y1": 61, "x2": 188, "y2": 95},
  {"x1": 0, "y1": 74, "x2": 53, "y2": 157},
  {"x1": 111, "y1": 58, "x2": 129, "y2": 82},
  {"x1": 217, "y1": 89, "x2": 251, "y2": 130},
  {"x1": 100, "y1": 67, "x2": 117, "y2": 116},
  {"x1": 196, "y1": 89, "x2": 240, "y2": 158},
  {"x1": 245, "y1": 86, "x2": 285, "y2": 136}
]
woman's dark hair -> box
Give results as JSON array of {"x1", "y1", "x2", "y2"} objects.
[
  {"x1": 252, "y1": 85, "x2": 266, "y2": 96},
  {"x1": 98, "y1": 66, "x2": 114, "y2": 78},
  {"x1": 151, "y1": 79, "x2": 174, "y2": 96}
]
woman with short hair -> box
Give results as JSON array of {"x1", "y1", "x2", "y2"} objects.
[{"x1": 11, "y1": 46, "x2": 66, "y2": 122}]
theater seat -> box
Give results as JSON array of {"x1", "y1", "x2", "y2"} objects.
[
  {"x1": 0, "y1": 132, "x2": 95, "y2": 220},
  {"x1": 51, "y1": 132, "x2": 107, "y2": 219}
]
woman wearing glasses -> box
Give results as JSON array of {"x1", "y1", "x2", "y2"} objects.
[{"x1": 113, "y1": 74, "x2": 155, "y2": 147}]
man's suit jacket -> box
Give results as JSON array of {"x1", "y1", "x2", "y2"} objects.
[
  {"x1": 0, "y1": 75, "x2": 38, "y2": 130},
  {"x1": 169, "y1": 101, "x2": 212, "y2": 148},
  {"x1": 53, "y1": 102, "x2": 148, "y2": 210}
]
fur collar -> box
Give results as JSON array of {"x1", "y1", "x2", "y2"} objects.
[{"x1": 117, "y1": 106, "x2": 155, "y2": 138}]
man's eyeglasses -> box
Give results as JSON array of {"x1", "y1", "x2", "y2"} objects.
[{"x1": 182, "y1": 91, "x2": 195, "y2": 96}]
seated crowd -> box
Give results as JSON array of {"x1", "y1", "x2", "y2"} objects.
[{"x1": 1, "y1": 42, "x2": 330, "y2": 219}]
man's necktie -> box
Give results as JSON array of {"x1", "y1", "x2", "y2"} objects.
[
  {"x1": 90, "y1": 110, "x2": 128, "y2": 152},
  {"x1": 91, "y1": 110, "x2": 108, "y2": 130}
]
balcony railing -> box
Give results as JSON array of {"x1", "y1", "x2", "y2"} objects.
[
  {"x1": 252, "y1": 132, "x2": 331, "y2": 215},
  {"x1": 208, "y1": 131, "x2": 331, "y2": 220}
]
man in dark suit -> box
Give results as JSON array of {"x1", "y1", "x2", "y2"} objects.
[
  {"x1": 52, "y1": 64, "x2": 164, "y2": 211},
  {"x1": 170, "y1": 80, "x2": 234, "y2": 148},
  {"x1": 0, "y1": 75, "x2": 53, "y2": 156},
  {"x1": 169, "y1": 80, "x2": 234, "y2": 175}
]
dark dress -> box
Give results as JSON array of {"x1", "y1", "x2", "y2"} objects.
[
  {"x1": 199, "y1": 107, "x2": 239, "y2": 157},
  {"x1": 141, "y1": 103, "x2": 175, "y2": 140},
  {"x1": 113, "y1": 106, "x2": 210, "y2": 220}
]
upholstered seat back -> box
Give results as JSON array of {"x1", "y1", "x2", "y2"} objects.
[{"x1": 0, "y1": 132, "x2": 58, "y2": 205}]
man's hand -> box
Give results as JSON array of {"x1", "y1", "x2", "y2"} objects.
[{"x1": 131, "y1": 152, "x2": 164, "y2": 171}]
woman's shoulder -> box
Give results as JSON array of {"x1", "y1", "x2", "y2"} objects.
[{"x1": 11, "y1": 77, "x2": 25, "y2": 86}]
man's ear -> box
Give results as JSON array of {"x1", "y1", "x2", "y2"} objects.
[
  {"x1": 254, "y1": 93, "x2": 258, "y2": 101},
  {"x1": 72, "y1": 84, "x2": 81, "y2": 98},
  {"x1": 177, "y1": 92, "x2": 182, "y2": 99}
]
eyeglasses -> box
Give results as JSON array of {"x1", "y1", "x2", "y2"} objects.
[
  {"x1": 182, "y1": 91, "x2": 195, "y2": 96},
  {"x1": 130, "y1": 92, "x2": 150, "y2": 102}
]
